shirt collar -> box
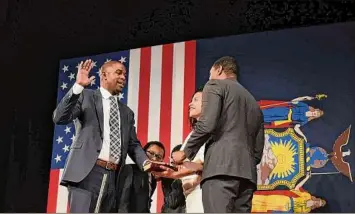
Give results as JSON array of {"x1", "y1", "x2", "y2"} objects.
[
  {"x1": 226, "y1": 76, "x2": 237, "y2": 81},
  {"x1": 100, "y1": 87, "x2": 117, "y2": 99}
]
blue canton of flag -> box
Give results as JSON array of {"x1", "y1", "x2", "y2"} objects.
[{"x1": 50, "y1": 51, "x2": 130, "y2": 169}]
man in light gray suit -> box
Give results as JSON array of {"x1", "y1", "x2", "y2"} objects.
[
  {"x1": 172, "y1": 56, "x2": 265, "y2": 213},
  {"x1": 53, "y1": 59, "x2": 150, "y2": 213}
]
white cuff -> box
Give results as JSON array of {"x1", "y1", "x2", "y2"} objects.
[{"x1": 72, "y1": 83, "x2": 84, "y2": 95}]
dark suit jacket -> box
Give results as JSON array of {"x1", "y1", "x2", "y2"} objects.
[
  {"x1": 52, "y1": 87, "x2": 148, "y2": 185},
  {"x1": 183, "y1": 79, "x2": 265, "y2": 184},
  {"x1": 117, "y1": 164, "x2": 156, "y2": 213}
]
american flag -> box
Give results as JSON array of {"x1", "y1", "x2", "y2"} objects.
[{"x1": 47, "y1": 41, "x2": 197, "y2": 213}]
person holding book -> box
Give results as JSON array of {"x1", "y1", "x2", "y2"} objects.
[
  {"x1": 153, "y1": 87, "x2": 206, "y2": 213},
  {"x1": 52, "y1": 59, "x2": 151, "y2": 213}
]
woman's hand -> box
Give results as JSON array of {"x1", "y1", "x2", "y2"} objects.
[{"x1": 171, "y1": 151, "x2": 186, "y2": 164}]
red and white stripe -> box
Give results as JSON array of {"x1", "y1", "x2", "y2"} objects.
[
  {"x1": 47, "y1": 40, "x2": 196, "y2": 213},
  {"x1": 127, "y1": 41, "x2": 196, "y2": 212},
  {"x1": 47, "y1": 169, "x2": 69, "y2": 213}
]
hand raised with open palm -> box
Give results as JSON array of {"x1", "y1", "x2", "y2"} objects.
[{"x1": 75, "y1": 59, "x2": 95, "y2": 87}]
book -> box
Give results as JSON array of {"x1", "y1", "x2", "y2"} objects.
[{"x1": 143, "y1": 160, "x2": 178, "y2": 172}]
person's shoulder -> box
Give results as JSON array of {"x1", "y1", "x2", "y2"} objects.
[
  {"x1": 206, "y1": 79, "x2": 223, "y2": 86},
  {"x1": 77, "y1": 88, "x2": 96, "y2": 101},
  {"x1": 204, "y1": 79, "x2": 225, "y2": 90},
  {"x1": 82, "y1": 88, "x2": 96, "y2": 95},
  {"x1": 120, "y1": 102, "x2": 134, "y2": 114},
  {"x1": 119, "y1": 103, "x2": 136, "y2": 120},
  {"x1": 207, "y1": 79, "x2": 237, "y2": 87}
]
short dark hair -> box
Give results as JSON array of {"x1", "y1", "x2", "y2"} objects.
[
  {"x1": 171, "y1": 144, "x2": 182, "y2": 154},
  {"x1": 143, "y1": 141, "x2": 166, "y2": 157},
  {"x1": 212, "y1": 56, "x2": 239, "y2": 77},
  {"x1": 189, "y1": 86, "x2": 204, "y2": 128}
]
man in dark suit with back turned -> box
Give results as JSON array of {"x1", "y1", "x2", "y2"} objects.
[
  {"x1": 53, "y1": 59, "x2": 150, "y2": 213},
  {"x1": 172, "y1": 56, "x2": 265, "y2": 213}
]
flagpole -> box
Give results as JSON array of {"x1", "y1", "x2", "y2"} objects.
[
  {"x1": 95, "y1": 173, "x2": 108, "y2": 213},
  {"x1": 311, "y1": 172, "x2": 341, "y2": 175}
]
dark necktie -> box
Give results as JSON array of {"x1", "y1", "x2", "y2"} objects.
[{"x1": 109, "y1": 96, "x2": 121, "y2": 162}]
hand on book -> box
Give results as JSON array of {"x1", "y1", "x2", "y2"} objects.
[
  {"x1": 152, "y1": 165, "x2": 186, "y2": 179},
  {"x1": 143, "y1": 160, "x2": 178, "y2": 173},
  {"x1": 152, "y1": 162, "x2": 203, "y2": 179}
]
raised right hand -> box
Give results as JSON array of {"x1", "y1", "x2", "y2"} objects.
[{"x1": 76, "y1": 59, "x2": 95, "y2": 87}]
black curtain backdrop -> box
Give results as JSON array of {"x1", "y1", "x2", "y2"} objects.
[{"x1": 0, "y1": 0, "x2": 354, "y2": 212}]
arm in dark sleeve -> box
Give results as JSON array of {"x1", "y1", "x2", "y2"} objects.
[
  {"x1": 52, "y1": 84, "x2": 84, "y2": 125},
  {"x1": 127, "y1": 111, "x2": 149, "y2": 170},
  {"x1": 116, "y1": 165, "x2": 134, "y2": 213},
  {"x1": 254, "y1": 111, "x2": 265, "y2": 165},
  {"x1": 184, "y1": 80, "x2": 223, "y2": 160}
]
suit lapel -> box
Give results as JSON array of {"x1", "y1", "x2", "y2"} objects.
[
  {"x1": 118, "y1": 101, "x2": 128, "y2": 153},
  {"x1": 93, "y1": 90, "x2": 104, "y2": 140},
  {"x1": 93, "y1": 90, "x2": 128, "y2": 153}
]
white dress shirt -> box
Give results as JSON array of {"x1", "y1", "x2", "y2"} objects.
[{"x1": 72, "y1": 83, "x2": 122, "y2": 164}]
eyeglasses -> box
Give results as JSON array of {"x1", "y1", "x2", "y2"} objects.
[{"x1": 146, "y1": 150, "x2": 163, "y2": 161}]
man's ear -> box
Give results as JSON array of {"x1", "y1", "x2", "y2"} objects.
[
  {"x1": 101, "y1": 70, "x2": 107, "y2": 80},
  {"x1": 217, "y1": 65, "x2": 223, "y2": 75}
]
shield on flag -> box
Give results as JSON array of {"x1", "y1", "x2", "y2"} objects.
[{"x1": 257, "y1": 128, "x2": 311, "y2": 190}]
